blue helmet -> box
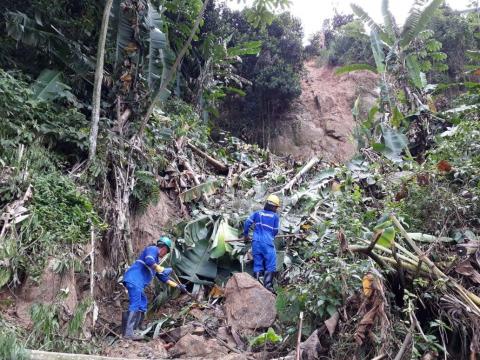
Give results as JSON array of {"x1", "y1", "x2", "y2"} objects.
[{"x1": 157, "y1": 236, "x2": 172, "y2": 250}]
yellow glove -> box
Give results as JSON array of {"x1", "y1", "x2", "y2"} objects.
[
  {"x1": 153, "y1": 264, "x2": 165, "y2": 273},
  {"x1": 166, "y1": 280, "x2": 178, "y2": 288}
]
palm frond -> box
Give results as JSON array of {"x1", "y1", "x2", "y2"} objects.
[
  {"x1": 381, "y1": 0, "x2": 399, "y2": 42},
  {"x1": 370, "y1": 31, "x2": 386, "y2": 73},
  {"x1": 31, "y1": 70, "x2": 72, "y2": 101},
  {"x1": 406, "y1": 54, "x2": 427, "y2": 89},
  {"x1": 351, "y1": 4, "x2": 389, "y2": 43},
  {"x1": 400, "y1": 0, "x2": 443, "y2": 49}
]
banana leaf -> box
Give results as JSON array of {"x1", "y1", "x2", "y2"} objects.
[
  {"x1": 182, "y1": 216, "x2": 213, "y2": 247},
  {"x1": 179, "y1": 180, "x2": 218, "y2": 203},
  {"x1": 174, "y1": 239, "x2": 217, "y2": 285},
  {"x1": 31, "y1": 70, "x2": 71, "y2": 101},
  {"x1": 209, "y1": 218, "x2": 237, "y2": 259}
]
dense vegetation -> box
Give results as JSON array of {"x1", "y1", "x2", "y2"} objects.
[{"x1": 0, "y1": 0, "x2": 479, "y2": 358}]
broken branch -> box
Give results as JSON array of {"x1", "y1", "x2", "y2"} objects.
[
  {"x1": 187, "y1": 141, "x2": 229, "y2": 174},
  {"x1": 277, "y1": 157, "x2": 320, "y2": 194}
]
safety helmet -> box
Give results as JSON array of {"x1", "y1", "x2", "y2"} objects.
[
  {"x1": 157, "y1": 236, "x2": 172, "y2": 250},
  {"x1": 266, "y1": 194, "x2": 280, "y2": 207}
]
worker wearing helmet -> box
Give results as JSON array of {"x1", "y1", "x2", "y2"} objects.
[
  {"x1": 242, "y1": 194, "x2": 280, "y2": 292},
  {"x1": 121, "y1": 236, "x2": 188, "y2": 340}
]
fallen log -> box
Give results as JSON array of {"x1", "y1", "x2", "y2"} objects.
[
  {"x1": 27, "y1": 350, "x2": 150, "y2": 360},
  {"x1": 276, "y1": 157, "x2": 320, "y2": 194},
  {"x1": 187, "y1": 141, "x2": 229, "y2": 174}
]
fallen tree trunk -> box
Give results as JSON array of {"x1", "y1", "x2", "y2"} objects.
[
  {"x1": 277, "y1": 157, "x2": 320, "y2": 194},
  {"x1": 27, "y1": 350, "x2": 149, "y2": 360},
  {"x1": 187, "y1": 141, "x2": 229, "y2": 174}
]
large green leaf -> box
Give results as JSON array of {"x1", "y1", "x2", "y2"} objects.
[
  {"x1": 250, "y1": 327, "x2": 283, "y2": 346},
  {"x1": 209, "y1": 218, "x2": 237, "y2": 259},
  {"x1": 174, "y1": 239, "x2": 217, "y2": 284},
  {"x1": 31, "y1": 70, "x2": 71, "y2": 101},
  {"x1": 179, "y1": 180, "x2": 218, "y2": 203},
  {"x1": 370, "y1": 31, "x2": 386, "y2": 74},
  {"x1": 182, "y1": 216, "x2": 212, "y2": 247},
  {"x1": 381, "y1": 0, "x2": 398, "y2": 42},
  {"x1": 110, "y1": 0, "x2": 134, "y2": 67},
  {"x1": 380, "y1": 124, "x2": 408, "y2": 160},
  {"x1": 0, "y1": 268, "x2": 12, "y2": 288},
  {"x1": 146, "y1": 2, "x2": 168, "y2": 89},
  {"x1": 406, "y1": 54, "x2": 427, "y2": 89},
  {"x1": 376, "y1": 227, "x2": 396, "y2": 248}
]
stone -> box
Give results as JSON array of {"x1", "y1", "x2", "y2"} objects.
[
  {"x1": 161, "y1": 323, "x2": 195, "y2": 342},
  {"x1": 300, "y1": 329, "x2": 324, "y2": 360},
  {"x1": 224, "y1": 273, "x2": 276, "y2": 330},
  {"x1": 170, "y1": 334, "x2": 229, "y2": 358}
]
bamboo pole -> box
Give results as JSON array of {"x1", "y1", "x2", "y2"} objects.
[{"x1": 295, "y1": 312, "x2": 304, "y2": 360}]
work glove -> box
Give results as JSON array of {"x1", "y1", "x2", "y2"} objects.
[
  {"x1": 162, "y1": 267, "x2": 173, "y2": 276},
  {"x1": 178, "y1": 284, "x2": 188, "y2": 294},
  {"x1": 153, "y1": 264, "x2": 165, "y2": 273}
]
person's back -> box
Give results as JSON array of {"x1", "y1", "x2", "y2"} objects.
[{"x1": 243, "y1": 195, "x2": 281, "y2": 292}]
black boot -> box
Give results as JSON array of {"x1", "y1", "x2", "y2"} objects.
[
  {"x1": 264, "y1": 272, "x2": 275, "y2": 293},
  {"x1": 253, "y1": 271, "x2": 263, "y2": 283},
  {"x1": 121, "y1": 311, "x2": 128, "y2": 336},
  {"x1": 123, "y1": 311, "x2": 143, "y2": 340},
  {"x1": 134, "y1": 311, "x2": 145, "y2": 330}
]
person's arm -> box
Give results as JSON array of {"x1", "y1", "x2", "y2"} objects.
[
  {"x1": 156, "y1": 268, "x2": 188, "y2": 293},
  {"x1": 273, "y1": 215, "x2": 280, "y2": 237},
  {"x1": 145, "y1": 247, "x2": 165, "y2": 273},
  {"x1": 243, "y1": 212, "x2": 257, "y2": 237}
]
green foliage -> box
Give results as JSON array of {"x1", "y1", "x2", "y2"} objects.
[
  {"x1": 131, "y1": 170, "x2": 160, "y2": 214},
  {"x1": 249, "y1": 327, "x2": 282, "y2": 347},
  {"x1": 0, "y1": 320, "x2": 28, "y2": 360},
  {"x1": 335, "y1": 63, "x2": 377, "y2": 75},
  {"x1": 0, "y1": 70, "x2": 89, "y2": 156}
]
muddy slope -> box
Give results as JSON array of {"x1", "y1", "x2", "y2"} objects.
[{"x1": 271, "y1": 60, "x2": 378, "y2": 162}]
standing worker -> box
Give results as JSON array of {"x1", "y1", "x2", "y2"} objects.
[
  {"x1": 122, "y1": 236, "x2": 188, "y2": 340},
  {"x1": 242, "y1": 194, "x2": 280, "y2": 292}
]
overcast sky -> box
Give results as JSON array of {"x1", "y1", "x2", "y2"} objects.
[{"x1": 227, "y1": 0, "x2": 472, "y2": 42}]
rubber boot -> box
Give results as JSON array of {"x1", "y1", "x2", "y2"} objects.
[
  {"x1": 121, "y1": 311, "x2": 128, "y2": 336},
  {"x1": 264, "y1": 271, "x2": 275, "y2": 293},
  {"x1": 134, "y1": 311, "x2": 145, "y2": 331},
  {"x1": 123, "y1": 311, "x2": 143, "y2": 340},
  {"x1": 253, "y1": 271, "x2": 263, "y2": 284}
]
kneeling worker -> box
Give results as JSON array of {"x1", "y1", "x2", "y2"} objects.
[
  {"x1": 242, "y1": 194, "x2": 280, "y2": 292},
  {"x1": 122, "y1": 236, "x2": 188, "y2": 340}
]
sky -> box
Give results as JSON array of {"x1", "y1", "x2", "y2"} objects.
[{"x1": 228, "y1": 0, "x2": 473, "y2": 43}]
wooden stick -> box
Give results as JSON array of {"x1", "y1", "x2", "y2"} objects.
[
  {"x1": 27, "y1": 350, "x2": 148, "y2": 360},
  {"x1": 295, "y1": 312, "x2": 304, "y2": 360},
  {"x1": 277, "y1": 157, "x2": 320, "y2": 194},
  {"x1": 225, "y1": 234, "x2": 305, "y2": 243},
  {"x1": 393, "y1": 326, "x2": 414, "y2": 360},
  {"x1": 187, "y1": 141, "x2": 229, "y2": 174}
]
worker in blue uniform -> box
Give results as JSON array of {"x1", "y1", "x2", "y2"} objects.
[
  {"x1": 121, "y1": 236, "x2": 188, "y2": 340},
  {"x1": 242, "y1": 194, "x2": 281, "y2": 292}
]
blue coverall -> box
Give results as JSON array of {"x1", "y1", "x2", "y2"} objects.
[
  {"x1": 243, "y1": 209, "x2": 279, "y2": 273},
  {"x1": 123, "y1": 246, "x2": 171, "y2": 312}
]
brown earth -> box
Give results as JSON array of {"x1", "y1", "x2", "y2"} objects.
[{"x1": 271, "y1": 60, "x2": 378, "y2": 162}]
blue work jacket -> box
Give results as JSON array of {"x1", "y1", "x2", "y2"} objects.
[
  {"x1": 243, "y1": 209, "x2": 279, "y2": 246},
  {"x1": 123, "y1": 245, "x2": 170, "y2": 288}
]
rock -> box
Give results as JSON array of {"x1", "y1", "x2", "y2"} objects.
[
  {"x1": 162, "y1": 323, "x2": 195, "y2": 342},
  {"x1": 217, "y1": 326, "x2": 237, "y2": 348},
  {"x1": 224, "y1": 273, "x2": 276, "y2": 330},
  {"x1": 300, "y1": 329, "x2": 324, "y2": 360},
  {"x1": 170, "y1": 334, "x2": 229, "y2": 358}
]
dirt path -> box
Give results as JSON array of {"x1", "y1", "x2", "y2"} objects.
[{"x1": 271, "y1": 60, "x2": 378, "y2": 162}]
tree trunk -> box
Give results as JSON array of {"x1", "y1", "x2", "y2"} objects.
[
  {"x1": 137, "y1": 0, "x2": 211, "y2": 137},
  {"x1": 88, "y1": 0, "x2": 114, "y2": 162}
]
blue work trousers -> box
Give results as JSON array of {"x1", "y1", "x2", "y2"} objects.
[
  {"x1": 124, "y1": 282, "x2": 147, "y2": 313},
  {"x1": 252, "y1": 241, "x2": 276, "y2": 272}
]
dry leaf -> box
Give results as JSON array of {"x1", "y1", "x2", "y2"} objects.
[
  {"x1": 437, "y1": 160, "x2": 452, "y2": 173},
  {"x1": 209, "y1": 284, "x2": 224, "y2": 298},
  {"x1": 362, "y1": 273, "x2": 374, "y2": 298},
  {"x1": 455, "y1": 260, "x2": 480, "y2": 284},
  {"x1": 324, "y1": 311, "x2": 340, "y2": 337}
]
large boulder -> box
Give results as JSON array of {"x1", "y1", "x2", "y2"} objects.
[
  {"x1": 224, "y1": 273, "x2": 276, "y2": 330},
  {"x1": 170, "y1": 334, "x2": 229, "y2": 358}
]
